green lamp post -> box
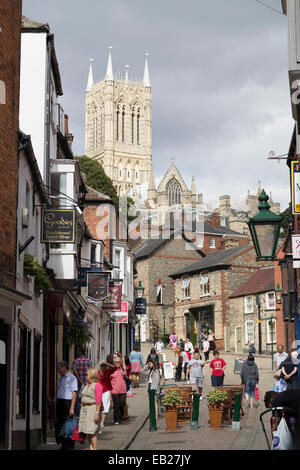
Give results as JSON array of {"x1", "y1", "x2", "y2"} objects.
[
  {"x1": 247, "y1": 190, "x2": 283, "y2": 261},
  {"x1": 135, "y1": 281, "x2": 145, "y2": 350},
  {"x1": 161, "y1": 304, "x2": 168, "y2": 347}
]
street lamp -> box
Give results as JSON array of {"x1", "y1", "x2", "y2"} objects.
[
  {"x1": 134, "y1": 280, "x2": 145, "y2": 350},
  {"x1": 161, "y1": 304, "x2": 168, "y2": 347},
  {"x1": 275, "y1": 284, "x2": 282, "y2": 304},
  {"x1": 247, "y1": 190, "x2": 283, "y2": 261}
]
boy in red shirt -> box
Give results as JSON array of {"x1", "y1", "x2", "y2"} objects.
[{"x1": 210, "y1": 350, "x2": 226, "y2": 387}]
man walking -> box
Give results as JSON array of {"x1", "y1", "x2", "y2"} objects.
[
  {"x1": 186, "y1": 351, "x2": 205, "y2": 396},
  {"x1": 55, "y1": 361, "x2": 78, "y2": 450},
  {"x1": 71, "y1": 347, "x2": 93, "y2": 416},
  {"x1": 273, "y1": 345, "x2": 288, "y2": 370}
]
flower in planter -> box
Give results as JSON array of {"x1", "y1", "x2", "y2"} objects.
[
  {"x1": 206, "y1": 389, "x2": 228, "y2": 407},
  {"x1": 66, "y1": 316, "x2": 94, "y2": 348},
  {"x1": 161, "y1": 390, "x2": 181, "y2": 410}
]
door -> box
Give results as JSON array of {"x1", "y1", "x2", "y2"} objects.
[
  {"x1": 235, "y1": 327, "x2": 242, "y2": 354},
  {"x1": 0, "y1": 322, "x2": 10, "y2": 449},
  {"x1": 225, "y1": 326, "x2": 231, "y2": 352}
]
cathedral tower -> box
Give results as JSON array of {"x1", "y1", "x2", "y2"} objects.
[{"x1": 85, "y1": 48, "x2": 153, "y2": 198}]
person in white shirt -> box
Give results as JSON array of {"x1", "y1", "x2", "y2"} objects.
[
  {"x1": 181, "y1": 349, "x2": 189, "y2": 378},
  {"x1": 202, "y1": 340, "x2": 210, "y2": 362},
  {"x1": 55, "y1": 361, "x2": 78, "y2": 450},
  {"x1": 155, "y1": 339, "x2": 164, "y2": 354},
  {"x1": 184, "y1": 338, "x2": 194, "y2": 354},
  {"x1": 273, "y1": 345, "x2": 289, "y2": 370}
]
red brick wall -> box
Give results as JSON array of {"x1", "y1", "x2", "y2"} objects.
[{"x1": 0, "y1": 0, "x2": 22, "y2": 287}]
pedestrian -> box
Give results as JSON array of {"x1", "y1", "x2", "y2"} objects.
[
  {"x1": 78, "y1": 369, "x2": 103, "y2": 450},
  {"x1": 240, "y1": 354, "x2": 259, "y2": 409},
  {"x1": 129, "y1": 343, "x2": 144, "y2": 388},
  {"x1": 169, "y1": 332, "x2": 178, "y2": 349},
  {"x1": 110, "y1": 356, "x2": 127, "y2": 425},
  {"x1": 125, "y1": 356, "x2": 134, "y2": 398},
  {"x1": 202, "y1": 338, "x2": 210, "y2": 362},
  {"x1": 186, "y1": 350, "x2": 205, "y2": 396},
  {"x1": 181, "y1": 348, "x2": 189, "y2": 379},
  {"x1": 146, "y1": 347, "x2": 160, "y2": 368},
  {"x1": 198, "y1": 330, "x2": 206, "y2": 351},
  {"x1": 71, "y1": 347, "x2": 93, "y2": 417},
  {"x1": 155, "y1": 338, "x2": 164, "y2": 354},
  {"x1": 280, "y1": 351, "x2": 298, "y2": 390},
  {"x1": 179, "y1": 338, "x2": 185, "y2": 350},
  {"x1": 98, "y1": 354, "x2": 114, "y2": 433},
  {"x1": 264, "y1": 389, "x2": 300, "y2": 450},
  {"x1": 207, "y1": 330, "x2": 216, "y2": 352},
  {"x1": 209, "y1": 350, "x2": 226, "y2": 387},
  {"x1": 184, "y1": 338, "x2": 194, "y2": 357},
  {"x1": 148, "y1": 360, "x2": 161, "y2": 421},
  {"x1": 55, "y1": 361, "x2": 78, "y2": 450},
  {"x1": 175, "y1": 348, "x2": 183, "y2": 382},
  {"x1": 248, "y1": 343, "x2": 256, "y2": 356},
  {"x1": 273, "y1": 344, "x2": 288, "y2": 370}
]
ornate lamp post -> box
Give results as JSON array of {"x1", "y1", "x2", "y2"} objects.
[
  {"x1": 247, "y1": 190, "x2": 283, "y2": 261},
  {"x1": 135, "y1": 281, "x2": 145, "y2": 350}
]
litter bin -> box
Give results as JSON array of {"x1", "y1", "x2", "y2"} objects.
[{"x1": 234, "y1": 357, "x2": 246, "y2": 374}]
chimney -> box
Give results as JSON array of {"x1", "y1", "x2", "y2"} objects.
[
  {"x1": 64, "y1": 114, "x2": 74, "y2": 147},
  {"x1": 210, "y1": 212, "x2": 221, "y2": 229}
]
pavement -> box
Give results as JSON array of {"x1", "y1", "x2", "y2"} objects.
[{"x1": 39, "y1": 346, "x2": 276, "y2": 451}]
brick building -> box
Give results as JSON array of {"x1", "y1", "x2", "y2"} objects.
[{"x1": 169, "y1": 246, "x2": 262, "y2": 350}]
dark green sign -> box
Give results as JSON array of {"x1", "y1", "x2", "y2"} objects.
[{"x1": 41, "y1": 209, "x2": 75, "y2": 243}]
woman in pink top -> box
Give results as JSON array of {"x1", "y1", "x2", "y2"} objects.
[
  {"x1": 110, "y1": 356, "x2": 127, "y2": 424},
  {"x1": 78, "y1": 368, "x2": 103, "y2": 450},
  {"x1": 98, "y1": 354, "x2": 114, "y2": 433}
]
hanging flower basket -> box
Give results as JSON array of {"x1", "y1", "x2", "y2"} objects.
[
  {"x1": 23, "y1": 254, "x2": 51, "y2": 294},
  {"x1": 66, "y1": 317, "x2": 94, "y2": 348}
]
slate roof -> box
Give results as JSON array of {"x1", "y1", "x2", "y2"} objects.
[
  {"x1": 169, "y1": 245, "x2": 251, "y2": 278},
  {"x1": 229, "y1": 266, "x2": 274, "y2": 298},
  {"x1": 133, "y1": 232, "x2": 205, "y2": 260}
]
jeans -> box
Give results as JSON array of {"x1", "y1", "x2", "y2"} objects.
[{"x1": 245, "y1": 379, "x2": 256, "y2": 398}]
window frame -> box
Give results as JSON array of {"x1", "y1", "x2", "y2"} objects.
[
  {"x1": 181, "y1": 278, "x2": 191, "y2": 300},
  {"x1": 244, "y1": 295, "x2": 254, "y2": 314},
  {"x1": 265, "y1": 291, "x2": 275, "y2": 310},
  {"x1": 267, "y1": 318, "x2": 277, "y2": 344},
  {"x1": 200, "y1": 273, "x2": 210, "y2": 297},
  {"x1": 245, "y1": 320, "x2": 254, "y2": 345}
]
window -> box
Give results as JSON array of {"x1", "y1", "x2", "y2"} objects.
[
  {"x1": 91, "y1": 244, "x2": 97, "y2": 266},
  {"x1": 114, "y1": 249, "x2": 121, "y2": 279},
  {"x1": 182, "y1": 278, "x2": 190, "y2": 299},
  {"x1": 32, "y1": 334, "x2": 41, "y2": 413},
  {"x1": 167, "y1": 178, "x2": 181, "y2": 205},
  {"x1": 116, "y1": 106, "x2": 120, "y2": 141},
  {"x1": 156, "y1": 283, "x2": 163, "y2": 304},
  {"x1": 122, "y1": 106, "x2": 125, "y2": 142},
  {"x1": 200, "y1": 274, "x2": 210, "y2": 296},
  {"x1": 245, "y1": 321, "x2": 254, "y2": 345},
  {"x1": 266, "y1": 292, "x2": 275, "y2": 310},
  {"x1": 197, "y1": 235, "x2": 204, "y2": 248},
  {"x1": 50, "y1": 173, "x2": 67, "y2": 207},
  {"x1": 137, "y1": 110, "x2": 140, "y2": 144},
  {"x1": 209, "y1": 238, "x2": 216, "y2": 249},
  {"x1": 131, "y1": 112, "x2": 134, "y2": 143},
  {"x1": 93, "y1": 117, "x2": 98, "y2": 149},
  {"x1": 244, "y1": 296, "x2": 254, "y2": 314},
  {"x1": 267, "y1": 319, "x2": 276, "y2": 344}
]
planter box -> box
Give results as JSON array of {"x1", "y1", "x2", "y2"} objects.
[
  {"x1": 208, "y1": 408, "x2": 223, "y2": 429},
  {"x1": 165, "y1": 409, "x2": 178, "y2": 431}
]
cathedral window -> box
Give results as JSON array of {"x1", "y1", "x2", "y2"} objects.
[
  {"x1": 137, "y1": 109, "x2": 140, "y2": 145},
  {"x1": 122, "y1": 106, "x2": 125, "y2": 142},
  {"x1": 131, "y1": 111, "x2": 134, "y2": 143},
  {"x1": 93, "y1": 117, "x2": 98, "y2": 149},
  {"x1": 167, "y1": 178, "x2": 182, "y2": 205},
  {"x1": 116, "y1": 106, "x2": 120, "y2": 141}
]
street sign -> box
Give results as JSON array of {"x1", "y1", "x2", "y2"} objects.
[
  {"x1": 78, "y1": 267, "x2": 103, "y2": 287},
  {"x1": 135, "y1": 297, "x2": 147, "y2": 315},
  {"x1": 291, "y1": 161, "x2": 300, "y2": 214},
  {"x1": 110, "y1": 301, "x2": 128, "y2": 324},
  {"x1": 86, "y1": 272, "x2": 109, "y2": 302},
  {"x1": 102, "y1": 281, "x2": 122, "y2": 311}
]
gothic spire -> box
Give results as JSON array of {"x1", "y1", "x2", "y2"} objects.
[
  {"x1": 143, "y1": 53, "x2": 151, "y2": 87},
  {"x1": 125, "y1": 64, "x2": 129, "y2": 82},
  {"x1": 191, "y1": 176, "x2": 196, "y2": 195},
  {"x1": 105, "y1": 46, "x2": 114, "y2": 81},
  {"x1": 86, "y1": 58, "x2": 94, "y2": 92}
]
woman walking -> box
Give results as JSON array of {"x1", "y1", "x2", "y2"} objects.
[
  {"x1": 78, "y1": 368, "x2": 103, "y2": 450},
  {"x1": 129, "y1": 343, "x2": 144, "y2": 388},
  {"x1": 240, "y1": 354, "x2": 259, "y2": 409},
  {"x1": 98, "y1": 354, "x2": 114, "y2": 433},
  {"x1": 148, "y1": 360, "x2": 161, "y2": 421},
  {"x1": 207, "y1": 330, "x2": 216, "y2": 352},
  {"x1": 146, "y1": 347, "x2": 160, "y2": 368},
  {"x1": 110, "y1": 356, "x2": 127, "y2": 424}
]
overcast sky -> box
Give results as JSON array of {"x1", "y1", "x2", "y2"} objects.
[{"x1": 23, "y1": 0, "x2": 293, "y2": 211}]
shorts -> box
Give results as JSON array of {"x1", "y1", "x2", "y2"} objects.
[
  {"x1": 190, "y1": 377, "x2": 203, "y2": 390},
  {"x1": 244, "y1": 379, "x2": 256, "y2": 398},
  {"x1": 101, "y1": 390, "x2": 111, "y2": 414},
  {"x1": 211, "y1": 375, "x2": 224, "y2": 387}
]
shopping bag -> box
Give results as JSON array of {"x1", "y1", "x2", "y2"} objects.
[
  {"x1": 72, "y1": 424, "x2": 83, "y2": 441},
  {"x1": 63, "y1": 416, "x2": 78, "y2": 440},
  {"x1": 272, "y1": 417, "x2": 293, "y2": 450},
  {"x1": 254, "y1": 387, "x2": 259, "y2": 401},
  {"x1": 274, "y1": 378, "x2": 287, "y2": 393}
]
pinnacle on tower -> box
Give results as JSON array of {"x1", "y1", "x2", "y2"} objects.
[
  {"x1": 147, "y1": 166, "x2": 157, "y2": 201},
  {"x1": 125, "y1": 64, "x2": 129, "y2": 82},
  {"x1": 86, "y1": 58, "x2": 94, "y2": 92},
  {"x1": 191, "y1": 176, "x2": 196, "y2": 195},
  {"x1": 143, "y1": 53, "x2": 151, "y2": 87},
  {"x1": 105, "y1": 46, "x2": 114, "y2": 81}
]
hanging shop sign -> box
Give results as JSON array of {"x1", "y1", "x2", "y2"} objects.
[
  {"x1": 102, "y1": 282, "x2": 122, "y2": 311},
  {"x1": 41, "y1": 209, "x2": 75, "y2": 243},
  {"x1": 86, "y1": 272, "x2": 109, "y2": 302},
  {"x1": 292, "y1": 161, "x2": 300, "y2": 214},
  {"x1": 110, "y1": 301, "x2": 128, "y2": 324},
  {"x1": 78, "y1": 267, "x2": 104, "y2": 288},
  {"x1": 292, "y1": 234, "x2": 300, "y2": 268},
  {"x1": 135, "y1": 297, "x2": 147, "y2": 315}
]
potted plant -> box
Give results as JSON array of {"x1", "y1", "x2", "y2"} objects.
[
  {"x1": 66, "y1": 316, "x2": 94, "y2": 348},
  {"x1": 23, "y1": 254, "x2": 51, "y2": 294},
  {"x1": 161, "y1": 390, "x2": 181, "y2": 431},
  {"x1": 206, "y1": 389, "x2": 228, "y2": 429}
]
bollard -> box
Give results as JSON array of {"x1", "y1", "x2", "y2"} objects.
[
  {"x1": 232, "y1": 393, "x2": 241, "y2": 430},
  {"x1": 190, "y1": 393, "x2": 200, "y2": 430},
  {"x1": 149, "y1": 389, "x2": 157, "y2": 431}
]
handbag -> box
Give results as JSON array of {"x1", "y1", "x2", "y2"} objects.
[
  {"x1": 61, "y1": 416, "x2": 78, "y2": 440},
  {"x1": 72, "y1": 424, "x2": 84, "y2": 442}
]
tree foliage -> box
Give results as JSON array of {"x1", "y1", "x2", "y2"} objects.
[{"x1": 280, "y1": 204, "x2": 292, "y2": 238}]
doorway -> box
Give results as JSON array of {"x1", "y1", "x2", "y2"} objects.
[
  {"x1": 235, "y1": 327, "x2": 242, "y2": 354},
  {"x1": 0, "y1": 321, "x2": 10, "y2": 449}
]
